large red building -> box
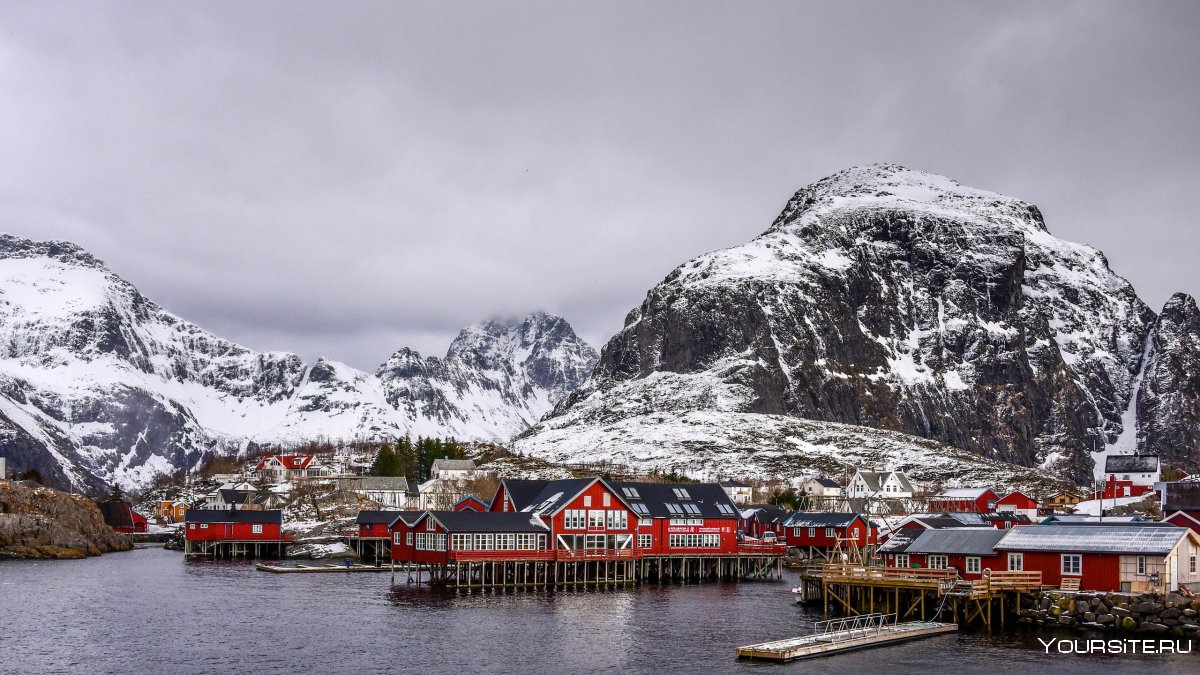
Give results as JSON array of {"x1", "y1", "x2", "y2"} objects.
[
  {"x1": 878, "y1": 528, "x2": 1007, "y2": 580},
  {"x1": 928, "y1": 488, "x2": 999, "y2": 514},
  {"x1": 612, "y1": 481, "x2": 744, "y2": 556}
]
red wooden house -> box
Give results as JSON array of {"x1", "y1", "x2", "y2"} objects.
[
  {"x1": 996, "y1": 491, "x2": 1039, "y2": 521},
  {"x1": 98, "y1": 500, "x2": 148, "y2": 534},
  {"x1": 993, "y1": 524, "x2": 1200, "y2": 593},
  {"x1": 391, "y1": 511, "x2": 552, "y2": 565},
  {"x1": 453, "y1": 495, "x2": 490, "y2": 512},
  {"x1": 1165, "y1": 511, "x2": 1200, "y2": 535},
  {"x1": 613, "y1": 481, "x2": 744, "y2": 556},
  {"x1": 782, "y1": 513, "x2": 876, "y2": 552},
  {"x1": 928, "y1": 488, "x2": 999, "y2": 514},
  {"x1": 878, "y1": 528, "x2": 1006, "y2": 579},
  {"x1": 740, "y1": 505, "x2": 792, "y2": 539},
  {"x1": 184, "y1": 510, "x2": 285, "y2": 542}
]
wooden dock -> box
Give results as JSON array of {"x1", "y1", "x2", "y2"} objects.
[
  {"x1": 737, "y1": 613, "x2": 958, "y2": 662},
  {"x1": 255, "y1": 562, "x2": 393, "y2": 574}
]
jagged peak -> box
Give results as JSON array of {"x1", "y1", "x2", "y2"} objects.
[
  {"x1": 0, "y1": 233, "x2": 111, "y2": 271},
  {"x1": 769, "y1": 164, "x2": 1047, "y2": 235},
  {"x1": 1160, "y1": 292, "x2": 1200, "y2": 321}
]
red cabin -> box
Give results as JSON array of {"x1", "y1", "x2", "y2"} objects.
[
  {"x1": 740, "y1": 505, "x2": 792, "y2": 539},
  {"x1": 391, "y1": 511, "x2": 551, "y2": 565},
  {"x1": 879, "y1": 528, "x2": 1006, "y2": 579},
  {"x1": 1165, "y1": 511, "x2": 1200, "y2": 535},
  {"x1": 928, "y1": 488, "x2": 999, "y2": 514},
  {"x1": 453, "y1": 495, "x2": 489, "y2": 512},
  {"x1": 97, "y1": 500, "x2": 148, "y2": 534},
  {"x1": 994, "y1": 524, "x2": 1200, "y2": 593},
  {"x1": 996, "y1": 491, "x2": 1039, "y2": 520},
  {"x1": 782, "y1": 513, "x2": 876, "y2": 552},
  {"x1": 184, "y1": 509, "x2": 285, "y2": 542}
]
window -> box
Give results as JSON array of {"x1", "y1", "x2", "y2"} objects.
[
  {"x1": 584, "y1": 496, "x2": 592, "y2": 507},
  {"x1": 252, "y1": 524, "x2": 263, "y2": 534},
  {"x1": 406, "y1": 532, "x2": 413, "y2": 546},
  {"x1": 928, "y1": 555, "x2": 948, "y2": 570},
  {"x1": 451, "y1": 533, "x2": 472, "y2": 551},
  {"x1": 673, "y1": 488, "x2": 691, "y2": 500},
  {"x1": 966, "y1": 557, "x2": 981, "y2": 574},
  {"x1": 807, "y1": 527, "x2": 816, "y2": 538},
  {"x1": 474, "y1": 534, "x2": 494, "y2": 550},
  {"x1": 189, "y1": 524, "x2": 195, "y2": 530},
  {"x1": 495, "y1": 534, "x2": 515, "y2": 550},
  {"x1": 669, "y1": 534, "x2": 720, "y2": 548},
  {"x1": 200, "y1": 523, "x2": 208, "y2": 529},
  {"x1": 563, "y1": 509, "x2": 585, "y2": 529},
  {"x1": 426, "y1": 518, "x2": 435, "y2": 531},
  {"x1": 850, "y1": 528, "x2": 859, "y2": 539},
  {"x1": 588, "y1": 510, "x2": 605, "y2": 528},
  {"x1": 825, "y1": 528, "x2": 836, "y2": 538},
  {"x1": 1008, "y1": 552, "x2": 1023, "y2": 571},
  {"x1": 606, "y1": 511, "x2": 628, "y2": 530},
  {"x1": 1191, "y1": 555, "x2": 1197, "y2": 574},
  {"x1": 394, "y1": 532, "x2": 403, "y2": 545},
  {"x1": 622, "y1": 487, "x2": 641, "y2": 499},
  {"x1": 1061, "y1": 554, "x2": 1082, "y2": 576},
  {"x1": 603, "y1": 493, "x2": 611, "y2": 507},
  {"x1": 516, "y1": 533, "x2": 542, "y2": 550},
  {"x1": 895, "y1": 554, "x2": 909, "y2": 568}
]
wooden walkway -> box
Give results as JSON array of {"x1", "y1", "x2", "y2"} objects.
[
  {"x1": 738, "y1": 613, "x2": 958, "y2": 662},
  {"x1": 256, "y1": 563, "x2": 393, "y2": 574}
]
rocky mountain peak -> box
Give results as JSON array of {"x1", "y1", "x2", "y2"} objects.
[{"x1": 0, "y1": 234, "x2": 111, "y2": 271}]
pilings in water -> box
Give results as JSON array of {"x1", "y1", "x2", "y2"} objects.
[{"x1": 183, "y1": 539, "x2": 289, "y2": 559}]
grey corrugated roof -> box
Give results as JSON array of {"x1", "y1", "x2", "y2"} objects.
[
  {"x1": 344, "y1": 477, "x2": 411, "y2": 491},
  {"x1": 355, "y1": 510, "x2": 407, "y2": 525},
  {"x1": 783, "y1": 512, "x2": 863, "y2": 528},
  {"x1": 996, "y1": 525, "x2": 1188, "y2": 555},
  {"x1": 1104, "y1": 455, "x2": 1159, "y2": 473},
  {"x1": 430, "y1": 511, "x2": 548, "y2": 533},
  {"x1": 904, "y1": 528, "x2": 1007, "y2": 556}
]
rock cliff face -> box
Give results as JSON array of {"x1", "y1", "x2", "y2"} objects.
[
  {"x1": 0, "y1": 234, "x2": 597, "y2": 491},
  {"x1": 522, "y1": 165, "x2": 1199, "y2": 482},
  {"x1": 0, "y1": 480, "x2": 132, "y2": 559},
  {"x1": 1137, "y1": 293, "x2": 1200, "y2": 469}
]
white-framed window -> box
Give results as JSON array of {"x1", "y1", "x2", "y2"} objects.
[
  {"x1": 807, "y1": 527, "x2": 816, "y2": 538},
  {"x1": 669, "y1": 534, "x2": 719, "y2": 548},
  {"x1": 200, "y1": 523, "x2": 208, "y2": 529},
  {"x1": 602, "y1": 493, "x2": 611, "y2": 507},
  {"x1": 394, "y1": 532, "x2": 403, "y2": 545},
  {"x1": 516, "y1": 533, "x2": 539, "y2": 550},
  {"x1": 1136, "y1": 556, "x2": 1146, "y2": 575},
  {"x1": 1061, "y1": 554, "x2": 1082, "y2": 575},
  {"x1": 966, "y1": 557, "x2": 981, "y2": 574},
  {"x1": 583, "y1": 495, "x2": 592, "y2": 507},
  {"x1": 1008, "y1": 552, "x2": 1023, "y2": 571},
  {"x1": 451, "y1": 533, "x2": 472, "y2": 551},
  {"x1": 474, "y1": 534, "x2": 493, "y2": 550},
  {"x1": 895, "y1": 554, "x2": 909, "y2": 568},
  {"x1": 606, "y1": 510, "x2": 628, "y2": 530},
  {"x1": 563, "y1": 509, "x2": 585, "y2": 529},
  {"x1": 638, "y1": 534, "x2": 652, "y2": 549},
  {"x1": 825, "y1": 528, "x2": 836, "y2": 538},
  {"x1": 252, "y1": 524, "x2": 263, "y2": 534},
  {"x1": 435, "y1": 534, "x2": 446, "y2": 551},
  {"x1": 1191, "y1": 555, "x2": 1197, "y2": 574},
  {"x1": 495, "y1": 534, "x2": 515, "y2": 550},
  {"x1": 851, "y1": 528, "x2": 859, "y2": 538},
  {"x1": 426, "y1": 518, "x2": 435, "y2": 531},
  {"x1": 406, "y1": 532, "x2": 413, "y2": 546},
  {"x1": 189, "y1": 523, "x2": 195, "y2": 530},
  {"x1": 928, "y1": 555, "x2": 948, "y2": 569},
  {"x1": 588, "y1": 510, "x2": 605, "y2": 528}
]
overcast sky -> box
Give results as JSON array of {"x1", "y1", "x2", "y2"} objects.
[{"x1": 1, "y1": 1, "x2": 1197, "y2": 370}]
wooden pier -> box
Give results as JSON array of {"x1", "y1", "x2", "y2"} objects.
[
  {"x1": 737, "y1": 613, "x2": 957, "y2": 662},
  {"x1": 796, "y1": 564, "x2": 1045, "y2": 628},
  {"x1": 183, "y1": 538, "x2": 291, "y2": 559},
  {"x1": 256, "y1": 562, "x2": 393, "y2": 574}
]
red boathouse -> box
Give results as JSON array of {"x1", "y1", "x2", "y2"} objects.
[{"x1": 183, "y1": 509, "x2": 290, "y2": 558}]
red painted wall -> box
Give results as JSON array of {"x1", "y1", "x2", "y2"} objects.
[
  {"x1": 784, "y1": 518, "x2": 875, "y2": 548},
  {"x1": 1166, "y1": 512, "x2": 1200, "y2": 535},
  {"x1": 1004, "y1": 550, "x2": 1121, "y2": 591},
  {"x1": 185, "y1": 521, "x2": 283, "y2": 541}
]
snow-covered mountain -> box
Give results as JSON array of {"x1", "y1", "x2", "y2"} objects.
[
  {"x1": 0, "y1": 235, "x2": 597, "y2": 491},
  {"x1": 517, "y1": 164, "x2": 1199, "y2": 484}
]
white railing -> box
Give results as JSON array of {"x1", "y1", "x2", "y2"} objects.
[{"x1": 813, "y1": 613, "x2": 896, "y2": 643}]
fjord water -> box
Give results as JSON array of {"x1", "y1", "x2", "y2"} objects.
[{"x1": 0, "y1": 547, "x2": 1193, "y2": 674}]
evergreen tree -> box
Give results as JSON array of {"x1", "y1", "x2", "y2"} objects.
[{"x1": 371, "y1": 445, "x2": 400, "y2": 477}]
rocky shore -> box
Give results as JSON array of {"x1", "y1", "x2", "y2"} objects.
[
  {"x1": 0, "y1": 480, "x2": 132, "y2": 559},
  {"x1": 1020, "y1": 590, "x2": 1200, "y2": 638}
]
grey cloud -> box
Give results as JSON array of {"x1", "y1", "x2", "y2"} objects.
[{"x1": 0, "y1": 1, "x2": 1196, "y2": 369}]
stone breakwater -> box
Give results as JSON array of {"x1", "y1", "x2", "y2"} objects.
[
  {"x1": 0, "y1": 480, "x2": 132, "y2": 559},
  {"x1": 1020, "y1": 590, "x2": 1200, "y2": 638}
]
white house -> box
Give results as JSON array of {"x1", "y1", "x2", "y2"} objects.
[
  {"x1": 254, "y1": 455, "x2": 327, "y2": 483},
  {"x1": 429, "y1": 458, "x2": 484, "y2": 481},
  {"x1": 341, "y1": 477, "x2": 415, "y2": 509},
  {"x1": 801, "y1": 477, "x2": 844, "y2": 498},
  {"x1": 847, "y1": 469, "x2": 914, "y2": 499},
  {"x1": 1104, "y1": 454, "x2": 1161, "y2": 489},
  {"x1": 203, "y1": 481, "x2": 259, "y2": 510},
  {"x1": 718, "y1": 480, "x2": 754, "y2": 505}
]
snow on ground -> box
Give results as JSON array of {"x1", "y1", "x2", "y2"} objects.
[{"x1": 1070, "y1": 495, "x2": 1146, "y2": 516}]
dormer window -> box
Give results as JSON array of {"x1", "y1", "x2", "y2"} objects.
[{"x1": 673, "y1": 488, "x2": 691, "y2": 500}]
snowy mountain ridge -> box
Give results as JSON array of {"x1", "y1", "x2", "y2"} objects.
[{"x1": 0, "y1": 234, "x2": 597, "y2": 490}]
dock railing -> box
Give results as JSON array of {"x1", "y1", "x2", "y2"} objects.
[
  {"x1": 812, "y1": 612, "x2": 897, "y2": 643},
  {"x1": 820, "y1": 564, "x2": 958, "y2": 587}
]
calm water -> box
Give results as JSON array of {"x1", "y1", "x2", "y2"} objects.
[{"x1": 0, "y1": 547, "x2": 1195, "y2": 674}]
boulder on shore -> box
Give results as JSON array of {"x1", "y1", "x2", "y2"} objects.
[{"x1": 0, "y1": 480, "x2": 132, "y2": 559}]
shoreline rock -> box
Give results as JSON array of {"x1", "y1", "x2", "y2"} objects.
[{"x1": 0, "y1": 479, "x2": 132, "y2": 560}]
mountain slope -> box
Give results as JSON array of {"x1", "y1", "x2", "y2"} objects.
[
  {"x1": 520, "y1": 164, "x2": 1194, "y2": 483},
  {"x1": 0, "y1": 235, "x2": 596, "y2": 490}
]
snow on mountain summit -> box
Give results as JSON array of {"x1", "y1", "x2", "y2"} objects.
[{"x1": 0, "y1": 234, "x2": 597, "y2": 490}]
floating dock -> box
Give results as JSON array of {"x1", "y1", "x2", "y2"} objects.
[
  {"x1": 737, "y1": 613, "x2": 958, "y2": 662},
  {"x1": 255, "y1": 562, "x2": 393, "y2": 574}
]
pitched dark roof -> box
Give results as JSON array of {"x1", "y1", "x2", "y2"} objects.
[
  {"x1": 903, "y1": 528, "x2": 1008, "y2": 556},
  {"x1": 813, "y1": 478, "x2": 841, "y2": 489},
  {"x1": 500, "y1": 479, "x2": 554, "y2": 511},
  {"x1": 719, "y1": 480, "x2": 751, "y2": 488},
  {"x1": 388, "y1": 511, "x2": 425, "y2": 528},
  {"x1": 878, "y1": 529, "x2": 919, "y2": 554},
  {"x1": 185, "y1": 509, "x2": 283, "y2": 524},
  {"x1": 909, "y1": 515, "x2": 994, "y2": 529},
  {"x1": 783, "y1": 512, "x2": 864, "y2": 528},
  {"x1": 614, "y1": 482, "x2": 742, "y2": 519},
  {"x1": 97, "y1": 500, "x2": 134, "y2": 529},
  {"x1": 219, "y1": 489, "x2": 256, "y2": 505},
  {"x1": 523, "y1": 478, "x2": 599, "y2": 515},
  {"x1": 356, "y1": 510, "x2": 406, "y2": 525},
  {"x1": 430, "y1": 511, "x2": 548, "y2": 533},
  {"x1": 1163, "y1": 481, "x2": 1200, "y2": 512},
  {"x1": 1104, "y1": 455, "x2": 1159, "y2": 473}
]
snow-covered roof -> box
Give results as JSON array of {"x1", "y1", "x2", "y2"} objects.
[
  {"x1": 996, "y1": 525, "x2": 1190, "y2": 555},
  {"x1": 783, "y1": 512, "x2": 863, "y2": 528},
  {"x1": 933, "y1": 488, "x2": 992, "y2": 499},
  {"x1": 345, "y1": 477, "x2": 411, "y2": 491},
  {"x1": 431, "y1": 458, "x2": 478, "y2": 472}
]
